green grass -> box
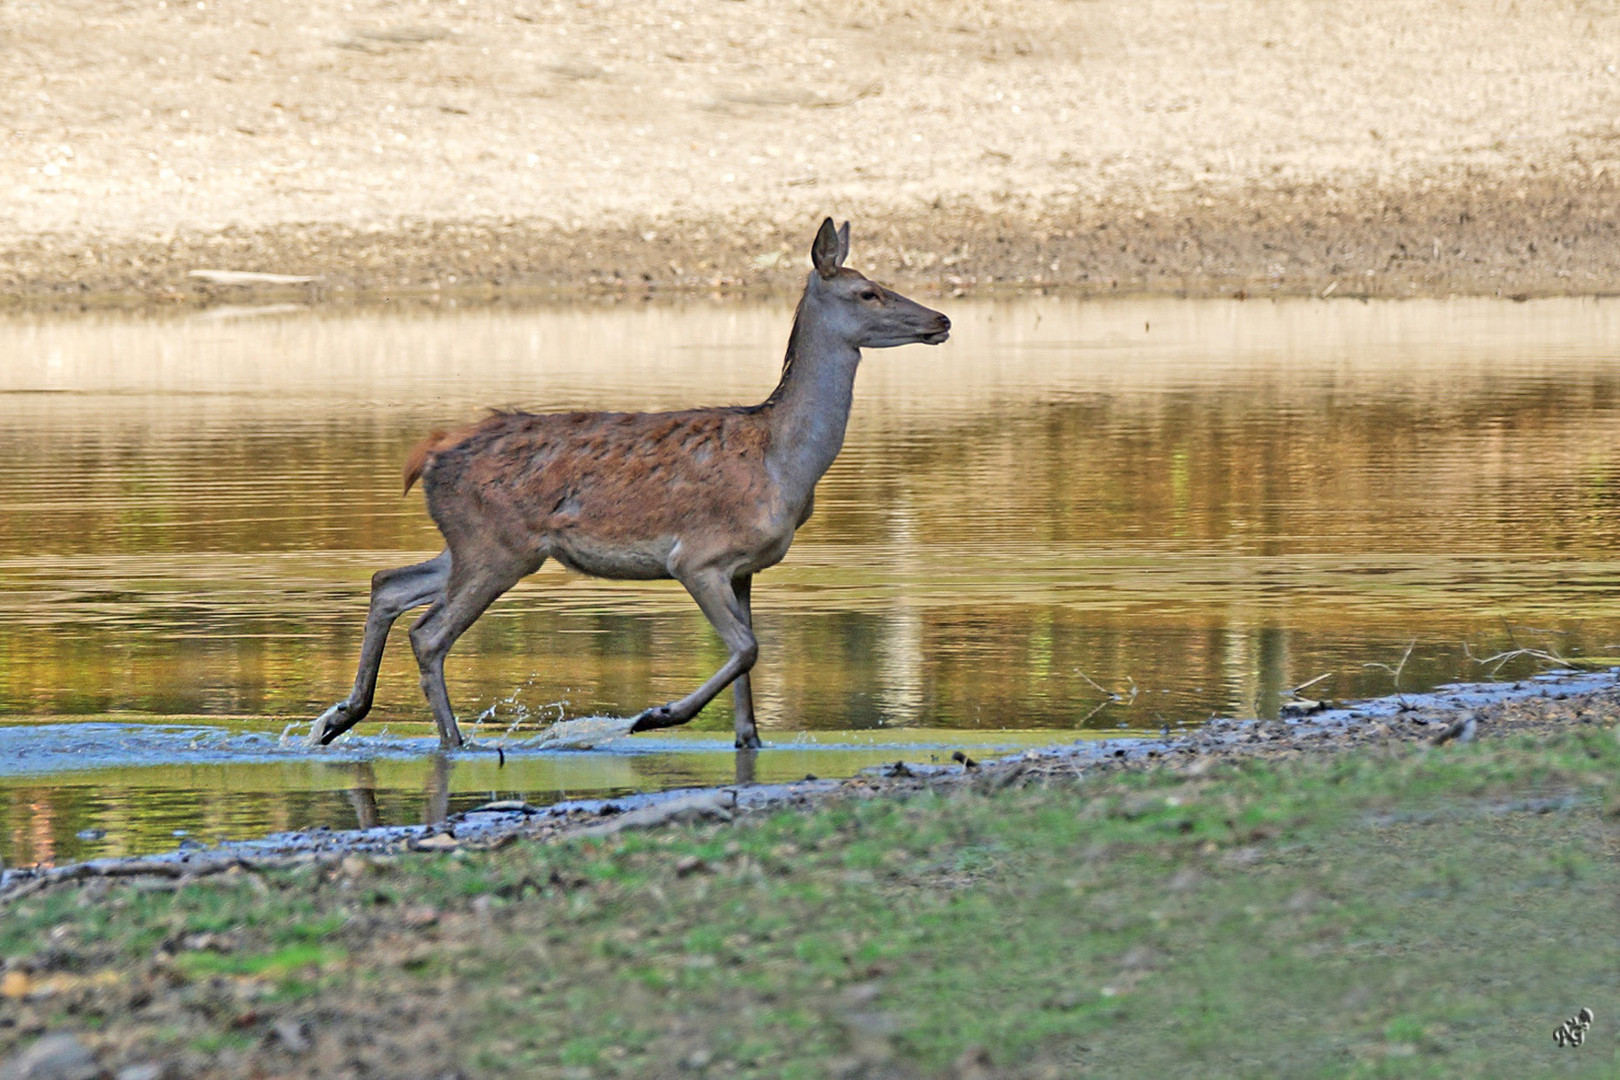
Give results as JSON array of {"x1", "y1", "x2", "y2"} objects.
[
  {"x1": 171, "y1": 942, "x2": 345, "y2": 980},
  {"x1": 3, "y1": 729, "x2": 1618, "y2": 1078}
]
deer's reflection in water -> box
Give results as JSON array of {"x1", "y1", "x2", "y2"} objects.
[
  {"x1": 735, "y1": 746, "x2": 758, "y2": 787},
  {"x1": 424, "y1": 752, "x2": 452, "y2": 825},
  {"x1": 347, "y1": 761, "x2": 381, "y2": 829},
  {"x1": 342, "y1": 754, "x2": 455, "y2": 830},
  {"x1": 335, "y1": 745, "x2": 765, "y2": 833}
]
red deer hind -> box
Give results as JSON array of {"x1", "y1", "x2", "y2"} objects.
[{"x1": 310, "y1": 218, "x2": 950, "y2": 750}]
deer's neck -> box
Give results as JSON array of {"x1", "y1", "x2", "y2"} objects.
[{"x1": 761, "y1": 294, "x2": 861, "y2": 507}]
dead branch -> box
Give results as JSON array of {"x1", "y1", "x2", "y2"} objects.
[
  {"x1": 1362, "y1": 638, "x2": 1417, "y2": 691},
  {"x1": 187, "y1": 269, "x2": 319, "y2": 286},
  {"x1": 1290, "y1": 671, "x2": 1334, "y2": 696}
]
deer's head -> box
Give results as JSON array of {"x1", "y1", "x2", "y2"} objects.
[{"x1": 806, "y1": 218, "x2": 950, "y2": 349}]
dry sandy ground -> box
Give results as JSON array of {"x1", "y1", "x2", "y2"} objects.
[{"x1": 5, "y1": 0, "x2": 1620, "y2": 304}]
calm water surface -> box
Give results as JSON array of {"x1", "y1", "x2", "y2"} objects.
[{"x1": 3, "y1": 296, "x2": 1619, "y2": 863}]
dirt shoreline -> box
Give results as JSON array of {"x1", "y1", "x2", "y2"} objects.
[
  {"x1": 7, "y1": 0, "x2": 1620, "y2": 308},
  {"x1": 8, "y1": 176, "x2": 1620, "y2": 309},
  {"x1": 5, "y1": 668, "x2": 1615, "y2": 901}
]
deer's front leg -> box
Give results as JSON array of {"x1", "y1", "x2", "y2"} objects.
[
  {"x1": 631, "y1": 570, "x2": 758, "y2": 737},
  {"x1": 311, "y1": 551, "x2": 451, "y2": 746}
]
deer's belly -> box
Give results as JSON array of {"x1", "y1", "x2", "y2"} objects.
[
  {"x1": 737, "y1": 530, "x2": 795, "y2": 574},
  {"x1": 548, "y1": 535, "x2": 677, "y2": 581}
]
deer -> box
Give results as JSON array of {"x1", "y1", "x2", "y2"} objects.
[{"x1": 308, "y1": 218, "x2": 950, "y2": 751}]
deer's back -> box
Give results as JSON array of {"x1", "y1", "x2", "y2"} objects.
[{"x1": 419, "y1": 407, "x2": 790, "y2": 579}]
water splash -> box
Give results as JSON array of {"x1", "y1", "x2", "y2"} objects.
[
  {"x1": 466, "y1": 678, "x2": 571, "y2": 742},
  {"x1": 511, "y1": 714, "x2": 638, "y2": 751}
]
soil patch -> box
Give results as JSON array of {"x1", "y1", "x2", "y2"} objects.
[{"x1": 5, "y1": 0, "x2": 1620, "y2": 305}]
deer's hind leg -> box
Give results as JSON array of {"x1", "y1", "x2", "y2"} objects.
[
  {"x1": 730, "y1": 574, "x2": 762, "y2": 749},
  {"x1": 408, "y1": 545, "x2": 538, "y2": 749},
  {"x1": 311, "y1": 550, "x2": 451, "y2": 746}
]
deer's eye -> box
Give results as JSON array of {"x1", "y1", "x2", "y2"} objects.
[{"x1": 858, "y1": 289, "x2": 880, "y2": 302}]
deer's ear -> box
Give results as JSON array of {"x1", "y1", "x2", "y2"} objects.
[
  {"x1": 836, "y1": 221, "x2": 851, "y2": 265},
  {"x1": 811, "y1": 217, "x2": 842, "y2": 278}
]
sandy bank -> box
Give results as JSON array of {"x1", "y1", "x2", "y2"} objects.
[{"x1": 5, "y1": 0, "x2": 1620, "y2": 305}]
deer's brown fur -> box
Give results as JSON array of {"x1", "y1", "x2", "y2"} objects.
[
  {"x1": 310, "y1": 218, "x2": 949, "y2": 751},
  {"x1": 417, "y1": 407, "x2": 780, "y2": 579}
]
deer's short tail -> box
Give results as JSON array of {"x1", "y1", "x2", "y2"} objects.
[
  {"x1": 403, "y1": 429, "x2": 453, "y2": 494},
  {"x1": 403, "y1": 412, "x2": 515, "y2": 495}
]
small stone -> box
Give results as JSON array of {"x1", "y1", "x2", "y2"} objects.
[
  {"x1": 271, "y1": 1017, "x2": 311, "y2": 1054},
  {"x1": 410, "y1": 832, "x2": 459, "y2": 852},
  {"x1": 468, "y1": 799, "x2": 537, "y2": 814},
  {"x1": 950, "y1": 1045, "x2": 995, "y2": 1080},
  {"x1": 115, "y1": 1064, "x2": 176, "y2": 1080},
  {"x1": 401, "y1": 905, "x2": 440, "y2": 929},
  {"x1": 0, "y1": 1033, "x2": 100, "y2": 1080}
]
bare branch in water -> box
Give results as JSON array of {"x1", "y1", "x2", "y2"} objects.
[
  {"x1": 1363, "y1": 638, "x2": 1417, "y2": 691},
  {"x1": 1075, "y1": 669, "x2": 1120, "y2": 700},
  {"x1": 1290, "y1": 671, "x2": 1334, "y2": 696},
  {"x1": 1463, "y1": 625, "x2": 1568, "y2": 675},
  {"x1": 1476, "y1": 647, "x2": 1566, "y2": 675}
]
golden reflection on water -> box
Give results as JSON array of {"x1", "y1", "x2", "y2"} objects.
[{"x1": 3, "y1": 296, "x2": 1619, "y2": 861}]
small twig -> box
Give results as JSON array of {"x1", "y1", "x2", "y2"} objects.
[
  {"x1": 1076, "y1": 698, "x2": 1115, "y2": 726},
  {"x1": 1363, "y1": 638, "x2": 1417, "y2": 691},
  {"x1": 1465, "y1": 620, "x2": 1569, "y2": 675},
  {"x1": 187, "y1": 269, "x2": 318, "y2": 286},
  {"x1": 1477, "y1": 647, "x2": 1566, "y2": 675},
  {"x1": 1290, "y1": 672, "x2": 1334, "y2": 696},
  {"x1": 1075, "y1": 670, "x2": 1120, "y2": 700}
]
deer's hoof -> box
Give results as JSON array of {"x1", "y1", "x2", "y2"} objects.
[
  {"x1": 735, "y1": 731, "x2": 762, "y2": 750},
  {"x1": 629, "y1": 705, "x2": 675, "y2": 733},
  {"x1": 309, "y1": 702, "x2": 350, "y2": 746}
]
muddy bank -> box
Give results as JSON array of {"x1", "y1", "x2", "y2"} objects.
[
  {"x1": 9, "y1": 177, "x2": 1620, "y2": 308},
  {"x1": 6, "y1": 668, "x2": 1615, "y2": 901}
]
